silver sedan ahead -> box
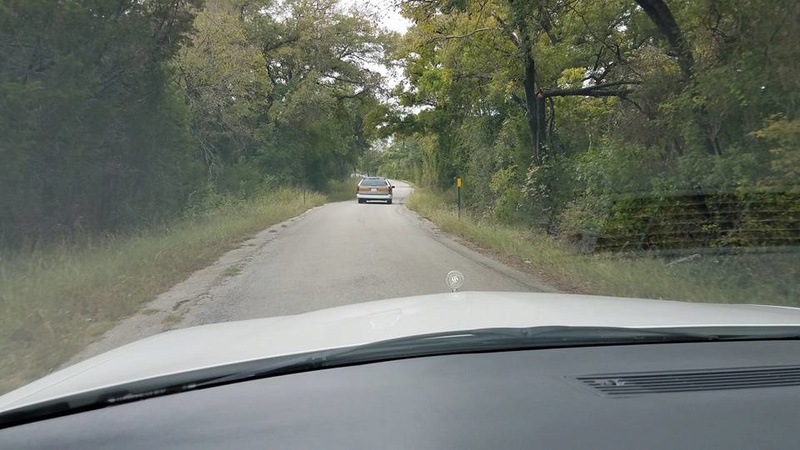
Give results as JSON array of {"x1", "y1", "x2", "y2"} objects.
[{"x1": 356, "y1": 177, "x2": 394, "y2": 204}]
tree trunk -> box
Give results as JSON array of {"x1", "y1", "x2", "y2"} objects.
[
  {"x1": 634, "y1": 0, "x2": 721, "y2": 154},
  {"x1": 512, "y1": 5, "x2": 547, "y2": 165},
  {"x1": 634, "y1": 0, "x2": 694, "y2": 80},
  {"x1": 521, "y1": 49, "x2": 544, "y2": 164}
]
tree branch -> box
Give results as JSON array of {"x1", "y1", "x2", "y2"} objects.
[
  {"x1": 510, "y1": 92, "x2": 527, "y2": 110},
  {"x1": 536, "y1": 4, "x2": 560, "y2": 45},
  {"x1": 634, "y1": 0, "x2": 694, "y2": 79},
  {"x1": 490, "y1": 12, "x2": 521, "y2": 48},
  {"x1": 330, "y1": 89, "x2": 370, "y2": 100},
  {"x1": 262, "y1": 34, "x2": 301, "y2": 55},
  {"x1": 321, "y1": 73, "x2": 366, "y2": 85},
  {"x1": 544, "y1": 81, "x2": 641, "y2": 97},
  {"x1": 620, "y1": 96, "x2": 648, "y2": 117},
  {"x1": 438, "y1": 27, "x2": 498, "y2": 41}
]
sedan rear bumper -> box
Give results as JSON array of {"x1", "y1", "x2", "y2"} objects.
[{"x1": 357, "y1": 193, "x2": 393, "y2": 200}]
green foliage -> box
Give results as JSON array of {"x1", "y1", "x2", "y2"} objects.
[
  {"x1": 489, "y1": 166, "x2": 526, "y2": 224},
  {"x1": 0, "y1": 0, "x2": 204, "y2": 247},
  {"x1": 0, "y1": 188, "x2": 328, "y2": 394},
  {"x1": 1, "y1": 0, "x2": 397, "y2": 248},
  {"x1": 3, "y1": 0, "x2": 798, "y2": 257},
  {"x1": 371, "y1": 137, "x2": 425, "y2": 183},
  {"x1": 396, "y1": 0, "x2": 800, "y2": 252},
  {"x1": 176, "y1": 0, "x2": 396, "y2": 193},
  {"x1": 754, "y1": 117, "x2": 800, "y2": 182},
  {"x1": 408, "y1": 187, "x2": 800, "y2": 307}
]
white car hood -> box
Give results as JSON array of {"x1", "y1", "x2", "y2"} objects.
[{"x1": 3, "y1": 291, "x2": 800, "y2": 413}]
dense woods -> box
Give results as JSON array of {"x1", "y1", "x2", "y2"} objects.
[
  {"x1": 0, "y1": 0, "x2": 393, "y2": 248},
  {"x1": 1, "y1": 0, "x2": 798, "y2": 252},
  {"x1": 379, "y1": 0, "x2": 799, "y2": 252},
  {"x1": 1, "y1": 0, "x2": 204, "y2": 246}
]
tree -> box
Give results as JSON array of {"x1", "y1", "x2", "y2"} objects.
[
  {"x1": 395, "y1": 0, "x2": 800, "y2": 246},
  {"x1": 0, "y1": 0, "x2": 204, "y2": 246},
  {"x1": 399, "y1": 0, "x2": 643, "y2": 165},
  {"x1": 175, "y1": 0, "x2": 397, "y2": 191}
]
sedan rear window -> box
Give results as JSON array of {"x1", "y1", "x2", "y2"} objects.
[{"x1": 361, "y1": 178, "x2": 387, "y2": 187}]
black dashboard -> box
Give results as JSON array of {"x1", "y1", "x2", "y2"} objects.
[{"x1": 2, "y1": 340, "x2": 800, "y2": 449}]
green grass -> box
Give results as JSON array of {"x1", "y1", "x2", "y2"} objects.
[
  {"x1": 407, "y1": 189, "x2": 799, "y2": 306},
  {"x1": 0, "y1": 188, "x2": 328, "y2": 394}
]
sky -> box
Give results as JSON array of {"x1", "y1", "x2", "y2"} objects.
[
  {"x1": 340, "y1": 0, "x2": 412, "y2": 34},
  {"x1": 378, "y1": 1, "x2": 412, "y2": 33},
  {"x1": 334, "y1": 0, "x2": 412, "y2": 89}
]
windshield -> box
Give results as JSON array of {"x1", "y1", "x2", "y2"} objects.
[
  {"x1": 0, "y1": 0, "x2": 798, "y2": 401},
  {"x1": 361, "y1": 178, "x2": 388, "y2": 186}
]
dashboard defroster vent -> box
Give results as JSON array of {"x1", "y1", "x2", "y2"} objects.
[{"x1": 575, "y1": 366, "x2": 800, "y2": 397}]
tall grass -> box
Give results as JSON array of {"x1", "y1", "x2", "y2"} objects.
[
  {"x1": 407, "y1": 189, "x2": 799, "y2": 306},
  {"x1": 324, "y1": 178, "x2": 359, "y2": 202},
  {"x1": 0, "y1": 188, "x2": 327, "y2": 394}
]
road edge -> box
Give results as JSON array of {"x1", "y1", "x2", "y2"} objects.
[{"x1": 63, "y1": 205, "x2": 325, "y2": 366}]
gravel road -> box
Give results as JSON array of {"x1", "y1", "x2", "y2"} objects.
[{"x1": 70, "y1": 181, "x2": 551, "y2": 363}]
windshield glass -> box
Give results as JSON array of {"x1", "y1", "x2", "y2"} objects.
[
  {"x1": 0, "y1": 0, "x2": 798, "y2": 399},
  {"x1": 361, "y1": 178, "x2": 388, "y2": 186}
]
